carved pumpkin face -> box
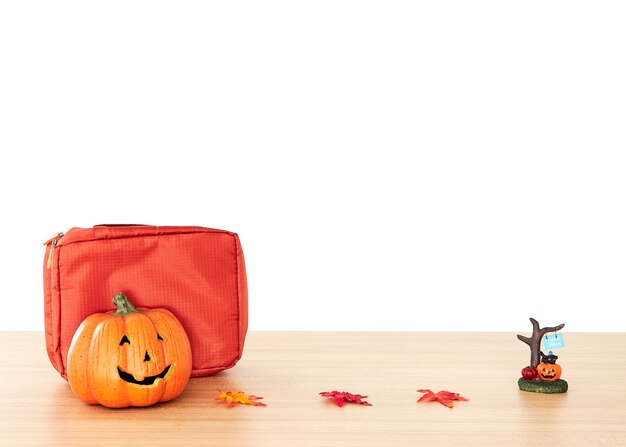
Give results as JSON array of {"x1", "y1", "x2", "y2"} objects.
[
  {"x1": 67, "y1": 292, "x2": 192, "y2": 408},
  {"x1": 536, "y1": 362, "x2": 562, "y2": 381}
]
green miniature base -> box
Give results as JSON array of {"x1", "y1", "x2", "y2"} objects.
[{"x1": 518, "y1": 377, "x2": 568, "y2": 394}]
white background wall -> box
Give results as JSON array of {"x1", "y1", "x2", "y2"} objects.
[{"x1": 1, "y1": 1, "x2": 625, "y2": 332}]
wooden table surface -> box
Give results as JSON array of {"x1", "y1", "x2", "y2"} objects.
[{"x1": 1, "y1": 331, "x2": 625, "y2": 446}]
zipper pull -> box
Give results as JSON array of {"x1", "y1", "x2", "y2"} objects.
[
  {"x1": 43, "y1": 232, "x2": 64, "y2": 246},
  {"x1": 45, "y1": 232, "x2": 64, "y2": 269}
]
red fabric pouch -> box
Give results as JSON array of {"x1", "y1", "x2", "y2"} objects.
[{"x1": 43, "y1": 225, "x2": 248, "y2": 379}]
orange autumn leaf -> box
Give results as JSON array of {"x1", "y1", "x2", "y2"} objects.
[
  {"x1": 215, "y1": 390, "x2": 267, "y2": 407},
  {"x1": 417, "y1": 389, "x2": 468, "y2": 408}
]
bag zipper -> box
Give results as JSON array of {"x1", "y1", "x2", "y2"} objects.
[{"x1": 44, "y1": 232, "x2": 64, "y2": 269}]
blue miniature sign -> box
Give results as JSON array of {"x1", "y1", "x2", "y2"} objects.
[{"x1": 543, "y1": 333, "x2": 565, "y2": 350}]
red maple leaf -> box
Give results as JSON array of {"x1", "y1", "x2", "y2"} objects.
[
  {"x1": 417, "y1": 389, "x2": 468, "y2": 408},
  {"x1": 319, "y1": 391, "x2": 372, "y2": 407}
]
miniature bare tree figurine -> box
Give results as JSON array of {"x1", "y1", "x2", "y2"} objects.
[{"x1": 517, "y1": 318, "x2": 565, "y2": 368}]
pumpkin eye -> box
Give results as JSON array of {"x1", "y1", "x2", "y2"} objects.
[
  {"x1": 119, "y1": 335, "x2": 131, "y2": 346},
  {"x1": 157, "y1": 333, "x2": 164, "y2": 341}
]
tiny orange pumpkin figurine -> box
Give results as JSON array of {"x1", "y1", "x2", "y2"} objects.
[
  {"x1": 536, "y1": 351, "x2": 562, "y2": 382},
  {"x1": 67, "y1": 292, "x2": 192, "y2": 408}
]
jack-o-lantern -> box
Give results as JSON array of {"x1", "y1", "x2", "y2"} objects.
[
  {"x1": 536, "y1": 362, "x2": 562, "y2": 381},
  {"x1": 536, "y1": 351, "x2": 561, "y2": 381},
  {"x1": 67, "y1": 292, "x2": 192, "y2": 408}
]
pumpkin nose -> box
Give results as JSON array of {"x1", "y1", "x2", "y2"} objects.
[{"x1": 144, "y1": 351, "x2": 151, "y2": 362}]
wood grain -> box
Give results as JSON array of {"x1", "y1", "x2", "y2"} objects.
[{"x1": 1, "y1": 332, "x2": 624, "y2": 446}]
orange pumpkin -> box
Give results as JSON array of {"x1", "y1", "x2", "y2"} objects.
[
  {"x1": 67, "y1": 292, "x2": 192, "y2": 408},
  {"x1": 536, "y1": 362, "x2": 562, "y2": 381}
]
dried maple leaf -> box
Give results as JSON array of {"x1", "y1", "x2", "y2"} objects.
[
  {"x1": 417, "y1": 389, "x2": 468, "y2": 408},
  {"x1": 215, "y1": 390, "x2": 267, "y2": 407},
  {"x1": 319, "y1": 391, "x2": 372, "y2": 407}
]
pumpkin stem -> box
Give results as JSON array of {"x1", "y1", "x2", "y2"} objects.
[{"x1": 113, "y1": 292, "x2": 139, "y2": 315}]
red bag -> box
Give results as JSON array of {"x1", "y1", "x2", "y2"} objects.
[{"x1": 43, "y1": 225, "x2": 248, "y2": 379}]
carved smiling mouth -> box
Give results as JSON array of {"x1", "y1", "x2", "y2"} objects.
[{"x1": 117, "y1": 365, "x2": 171, "y2": 385}]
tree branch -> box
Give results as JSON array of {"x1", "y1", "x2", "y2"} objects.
[
  {"x1": 538, "y1": 323, "x2": 565, "y2": 338},
  {"x1": 529, "y1": 318, "x2": 540, "y2": 334},
  {"x1": 517, "y1": 334, "x2": 532, "y2": 345}
]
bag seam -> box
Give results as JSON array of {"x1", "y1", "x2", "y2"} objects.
[
  {"x1": 56, "y1": 229, "x2": 234, "y2": 248},
  {"x1": 56, "y1": 247, "x2": 65, "y2": 377},
  {"x1": 234, "y1": 234, "x2": 241, "y2": 360}
]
